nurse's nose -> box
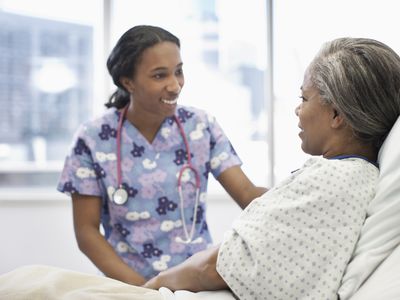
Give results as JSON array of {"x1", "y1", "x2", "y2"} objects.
[{"x1": 167, "y1": 76, "x2": 182, "y2": 94}]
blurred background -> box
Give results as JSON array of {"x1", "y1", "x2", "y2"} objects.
[{"x1": 1, "y1": 0, "x2": 399, "y2": 275}]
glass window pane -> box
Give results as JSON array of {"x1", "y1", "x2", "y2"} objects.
[
  {"x1": 274, "y1": 0, "x2": 400, "y2": 183},
  {"x1": 0, "y1": 0, "x2": 102, "y2": 189},
  {"x1": 110, "y1": 0, "x2": 270, "y2": 192}
]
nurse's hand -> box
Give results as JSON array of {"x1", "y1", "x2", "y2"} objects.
[{"x1": 142, "y1": 245, "x2": 228, "y2": 292}]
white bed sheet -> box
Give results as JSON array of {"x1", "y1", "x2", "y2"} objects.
[
  {"x1": 160, "y1": 288, "x2": 235, "y2": 300},
  {"x1": 0, "y1": 264, "x2": 236, "y2": 300},
  {"x1": 1, "y1": 246, "x2": 400, "y2": 300}
]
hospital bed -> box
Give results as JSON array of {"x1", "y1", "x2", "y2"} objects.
[{"x1": 1, "y1": 116, "x2": 400, "y2": 299}]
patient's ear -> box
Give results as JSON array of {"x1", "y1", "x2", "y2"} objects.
[{"x1": 331, "y1": 108, "x2": 346, "y2": 129}]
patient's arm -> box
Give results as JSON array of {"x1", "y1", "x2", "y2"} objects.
[{"x1": 143, "y1": 245, "x2": 228, "y2": 291}]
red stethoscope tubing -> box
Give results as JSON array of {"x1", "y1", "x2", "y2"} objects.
[
  {"x1": 175, "y1": 115, "x2": 201, "y2": 189},
  {"x1": 115, "y1": 105, "x2": 127, "y2": 190}
]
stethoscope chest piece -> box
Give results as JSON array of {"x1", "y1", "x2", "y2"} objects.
[{"x1": 113, "y1": 188, "x2": 128, "y2": 205}]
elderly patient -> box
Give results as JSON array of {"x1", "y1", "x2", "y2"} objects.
[{"x1": 143, "y1": 37, "x2": 400, "y2": 299}]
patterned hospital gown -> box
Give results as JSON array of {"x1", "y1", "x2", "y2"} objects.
[
  {"x1": 57, "y1": 105, "x2": 241, "y2": 279},
  {"x1": 217, "y1": 157, "x2": 379, "y2": 300}
]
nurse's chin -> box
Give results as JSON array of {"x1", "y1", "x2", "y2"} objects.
[{"x1": 160, "y1": 104, "x2": 177, "y2": 117}]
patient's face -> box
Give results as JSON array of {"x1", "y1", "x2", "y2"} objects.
[{"x1": 295, "y1": 69, "x2": 335, "y2": 156}]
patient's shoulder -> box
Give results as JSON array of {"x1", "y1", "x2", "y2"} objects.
[
  {"x1": 300, "y1": 156, "x2": 379, "y2": 181},
  {"x1": 266, "y1": 156, "x2": 379, "y2": 207}
]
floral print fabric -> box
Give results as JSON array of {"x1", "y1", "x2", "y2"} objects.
[{"x1": 57, "y1": 105, "x2": 241, "y2": 279}]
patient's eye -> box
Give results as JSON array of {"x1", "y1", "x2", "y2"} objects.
[{"x1": 299, "y1": 95, "x2": 307, "y2": 102}]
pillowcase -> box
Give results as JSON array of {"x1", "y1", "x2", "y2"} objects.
[{"x1": 338, "y1": 116, "x2": 400, "y2": 299}]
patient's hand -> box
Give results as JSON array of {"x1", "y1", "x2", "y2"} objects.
[{"x1": 143, "y1": 245, "x2": 228, "y2": 292}]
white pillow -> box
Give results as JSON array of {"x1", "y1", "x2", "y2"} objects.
[
  {"x1": 350, "y1": 244, "x2": 400, "y2": 300},
  {"x1": 338, "y1": 116, "x2": 400, "y2": 300}
]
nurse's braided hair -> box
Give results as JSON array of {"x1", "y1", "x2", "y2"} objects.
[
  {"x1": 308, "y1": 37, "x2": 400, "y2": 149},
  {"x1": 105, "y1": 25, "x2": 180, "y2": 109}
]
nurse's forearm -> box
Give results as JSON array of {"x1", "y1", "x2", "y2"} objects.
[
  {"x1": 75, "y1": 226, "x2": 146, "y2": 285},
  {"x1": 218, "y1": 166, "x2": 268, "y2": 209},
  {"x1": 143, "y1": 245, "x2": 228, "y2": 291}
]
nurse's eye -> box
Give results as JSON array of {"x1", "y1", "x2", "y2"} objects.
[{"x1": 153, "y1": 73, "x2": 166, "y2": 79}]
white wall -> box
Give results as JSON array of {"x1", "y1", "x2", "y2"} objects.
[
  {"x1": 0, "y1": 194, "x2": 97, "y2": 275},
  {"x1": 0, "y1": 190, "x2": 241, "y2": 276}
]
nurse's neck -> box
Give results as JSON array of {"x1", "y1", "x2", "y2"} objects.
[{"x1": 125, "y1": 103, "x2": 165, "y2": 144}]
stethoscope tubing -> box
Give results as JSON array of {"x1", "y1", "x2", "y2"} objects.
[
  {"x1": 114, "y1": 105, "x2": 202, "y2": 244},
  {"x1": 116, "y1": 105, "x2": 127, "y2": 190}
]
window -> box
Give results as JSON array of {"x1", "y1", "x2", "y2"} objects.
[
  {"x1": 0, "y1": 0, "x2": 271, "y2": 198},
  {"x1": 110, "y1": 0, "x2": 271, "y2": 193},
  {"x1": 273, "y1": 0, "x2": 400, "y2": 183},
  {"x1": 0, "y1": 0, "x2": 102, "y2": 196},
  {"x1": 2, "y1": 0, "x2": 399, "y2": 197}
]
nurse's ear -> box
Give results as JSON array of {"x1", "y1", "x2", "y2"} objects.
[
  {"x1": 120, "y1": 77, "x2": 135, "y2": 94},
  {"x1": 331, "y1": 108, "x2": 346, "y2": 129}
]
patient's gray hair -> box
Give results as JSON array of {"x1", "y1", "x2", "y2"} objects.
[{"x1": 308, "y1": 37, "x2": 400, "y2": 149}]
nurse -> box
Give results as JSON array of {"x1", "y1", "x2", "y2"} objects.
[{"x1": 57, "y1": 25, "x2": 267, "y2": 285}]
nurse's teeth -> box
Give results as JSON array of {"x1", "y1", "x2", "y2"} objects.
[{"x1": 161, "y1": 98, "x2": 177, "y2": 104}]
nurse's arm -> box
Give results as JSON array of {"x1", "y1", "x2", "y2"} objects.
[
  {"x1": 217, "y1": 165, "x2": 268, "y2": 209},
  {"x1": 143, "y1": 245, "x2": 226, "y2": 291},
  {"x1": 71, "y1": 194, "x2": 146, "y2": 285}
]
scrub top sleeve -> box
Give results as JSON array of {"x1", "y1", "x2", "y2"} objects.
[
  {"x1": 57, "y1": 124, "x2": 103, "y2": 197},
  {"x1": 207, "y1": 114, "x2": 242, "y2": 179}
]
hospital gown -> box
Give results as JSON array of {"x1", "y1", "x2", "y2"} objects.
[{"x1": 217, "y1": 156, "x2": 379, "y2": 300}]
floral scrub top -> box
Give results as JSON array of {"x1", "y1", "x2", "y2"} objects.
[{"x1": 57, "y1": 105, "x2": 242, "y2": 279}]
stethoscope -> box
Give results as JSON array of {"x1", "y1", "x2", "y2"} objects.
[{"x1": 112, "y1": 105, "x2": 203, "y2": 244}]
